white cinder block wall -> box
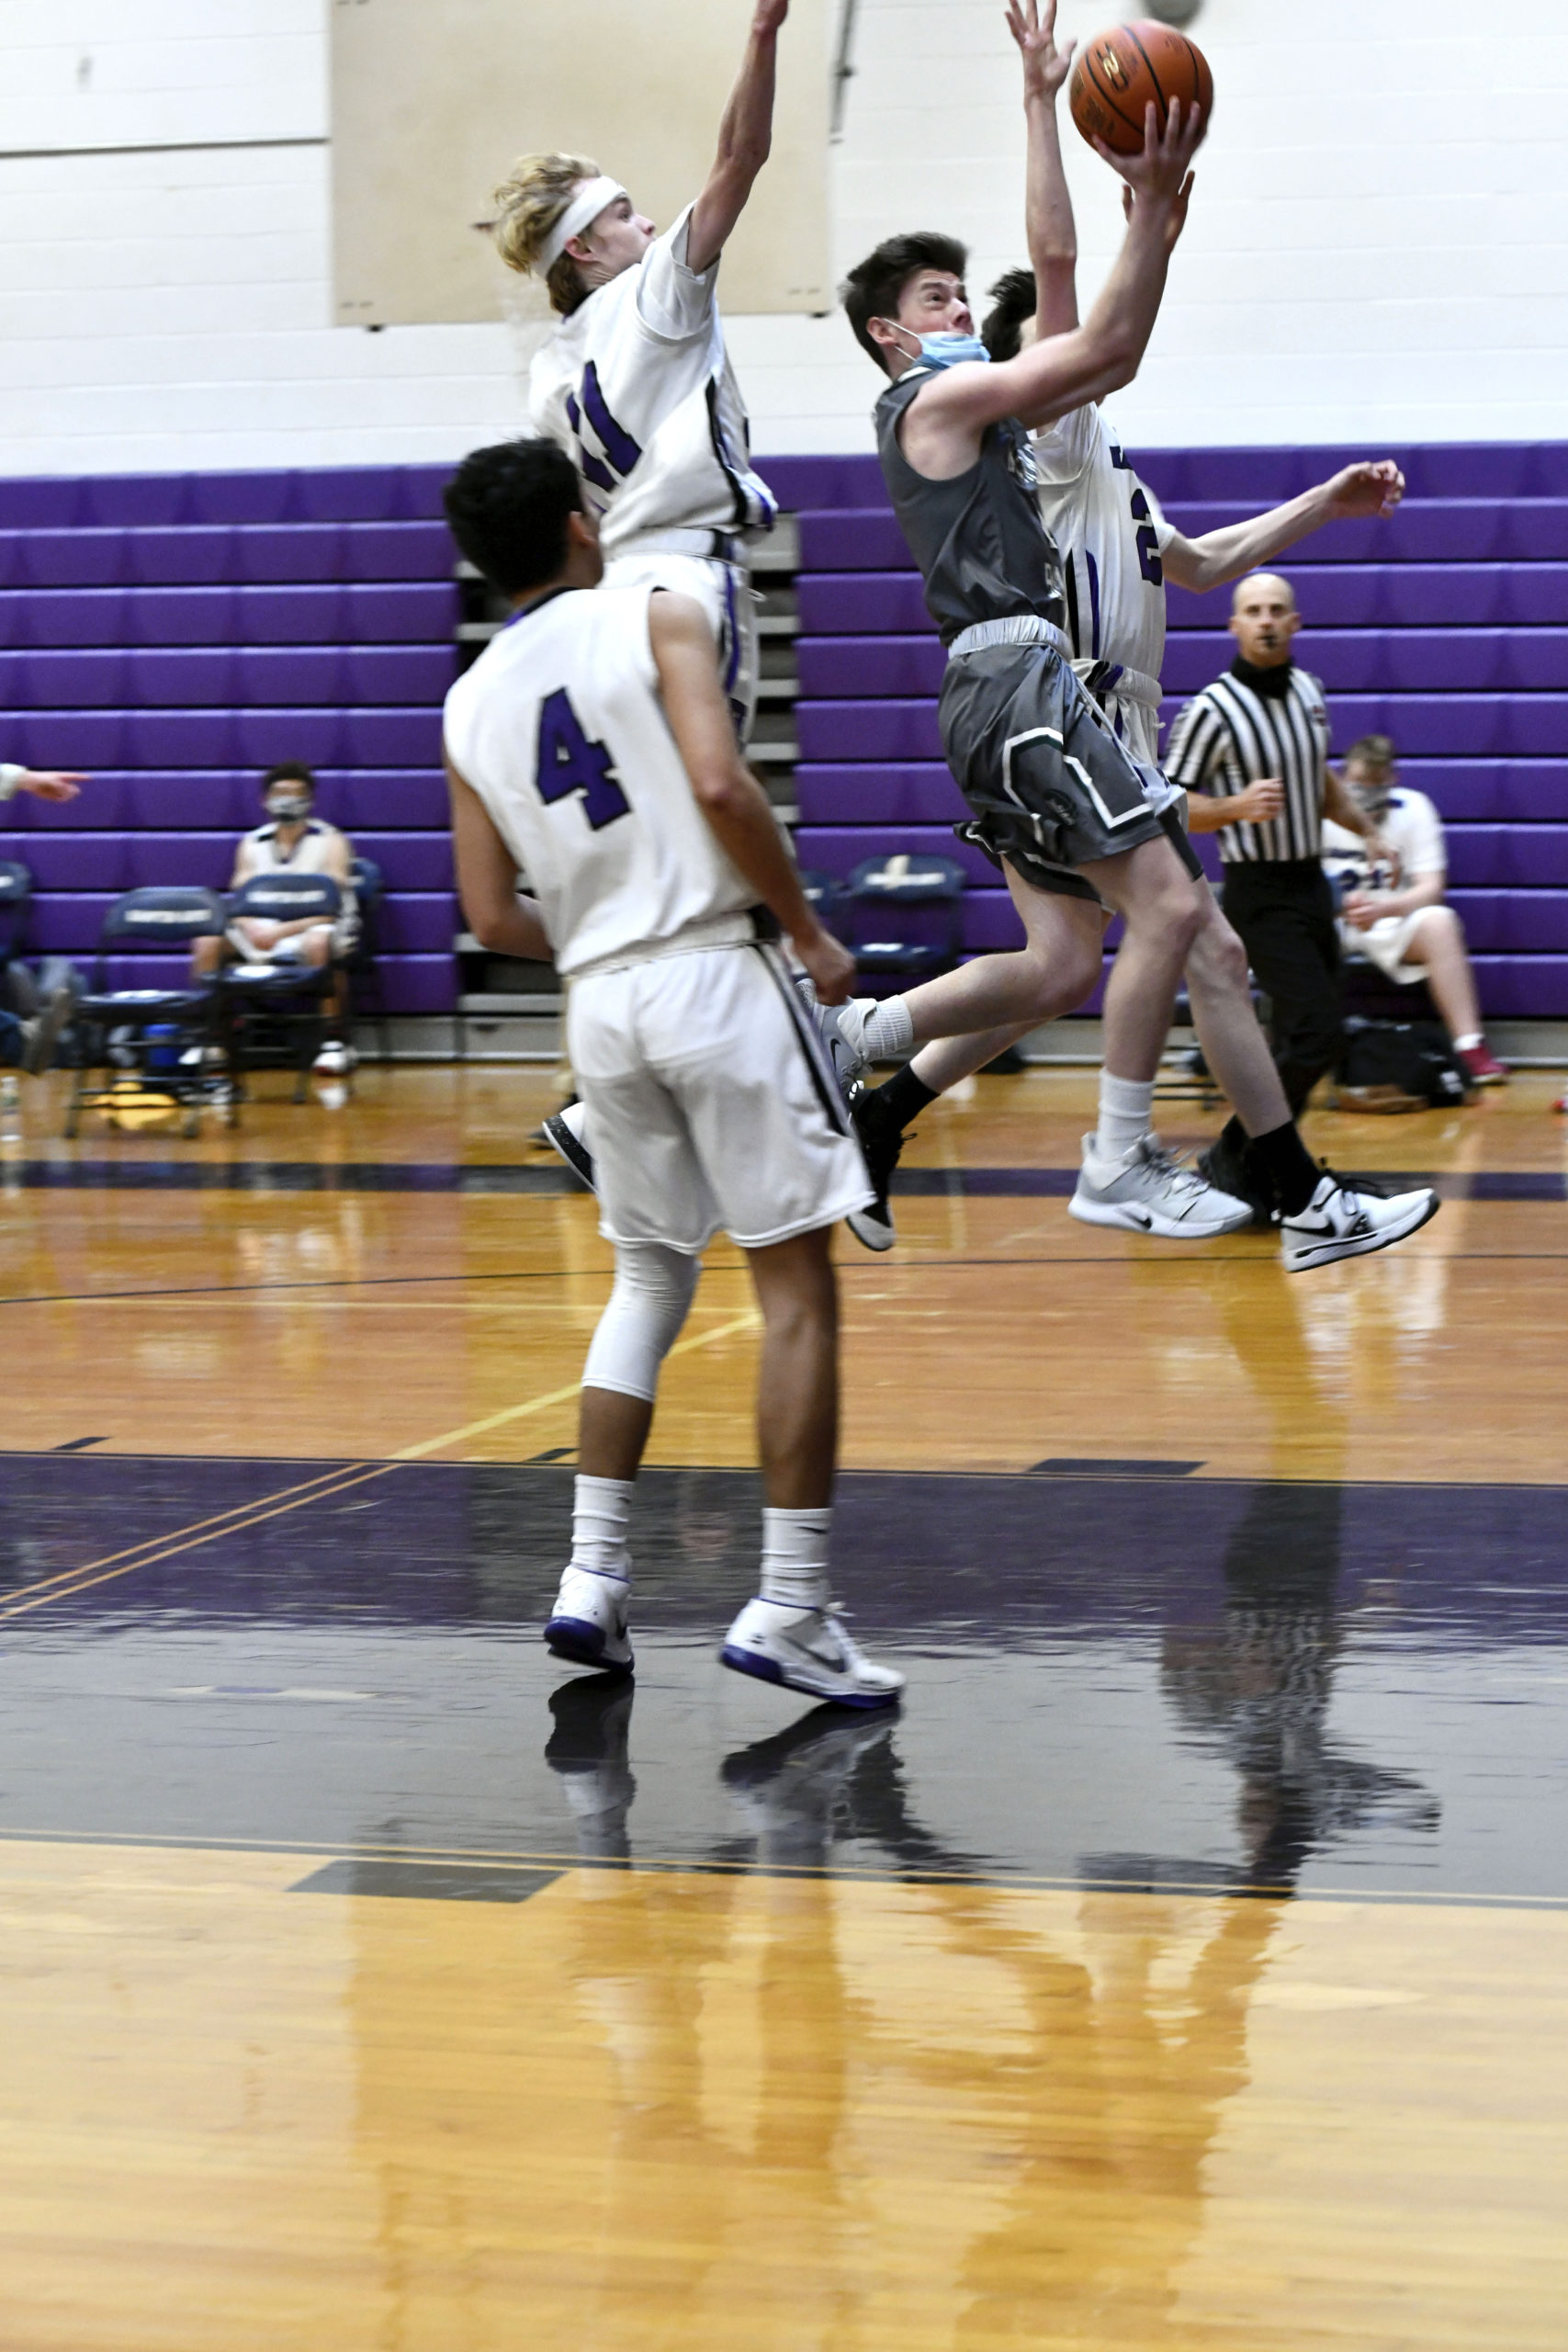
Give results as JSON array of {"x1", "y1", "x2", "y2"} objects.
[{"x1": 0, "y1": 0, "x2": 1564, "y2": 475}]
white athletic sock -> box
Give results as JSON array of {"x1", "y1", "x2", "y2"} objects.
[
  {"x1": 860, "y1": 997, "x2": 916, "y2": 1062},
  {"x1": 1453, "y1": 1032, "x2": 1482, "y2": 1052},
  {"x1": 759, "y1": 1506, "x2": 832, "y2": 1611},
  {"x1": 570, "y1": 1475, "x2": 635, "y2": 1581},
  {"x1": 1093, "y1": 1072, "x2": 1156, "y2": 1163}
]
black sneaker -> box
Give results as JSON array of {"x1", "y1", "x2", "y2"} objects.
[
  {"x1": 847, "y1": 1084, "x2": 906, "y2": 1252},
  {"x1": 1196, "y1": 1134, "x2": 1277, "y2": 1228}
]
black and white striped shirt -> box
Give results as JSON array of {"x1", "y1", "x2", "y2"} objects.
[{"x1": 1165, "y1": 664, "x2": 1332, "y2": 863}]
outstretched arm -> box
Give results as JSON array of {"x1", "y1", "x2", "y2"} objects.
[
  {"x1": 898, "y1": 97, "x2": 1203, "y2": 478},
  {"x1": 1162, "y1": 463, "x2": 1406, "y2": 594},
  {"x1": 686, "y1": 0, "x2": 789, "y2": 275},
  {"x1": 1010, "y1": 0, "x2": 1078, "y2": 334},
  {"x1": 649, "y1": 593, "x2": 853, "y2": 1005},
  {"x1": 0, "y1": 765, "x2": 86, "y2": 805}
]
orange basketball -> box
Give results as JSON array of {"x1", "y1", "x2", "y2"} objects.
[{"x1": 1068, "y1": 21, "x2": 1213, "y2": 158}]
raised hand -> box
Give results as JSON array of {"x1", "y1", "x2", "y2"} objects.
[
  {"x1": 753, "y1": 0, "x2": 789, "y2": 31},
  {"x1": 1324, "y1": 460, "x2": 1405, "y2": 521},
  {"x1": 1095, "y1": 94, "x2": 1206, "y2": 209},
  {"x1": 1007, "y1": 0, "x2": 1075, "y2": 102}
]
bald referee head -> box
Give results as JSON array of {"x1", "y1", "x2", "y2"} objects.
[{"x1": 1230, "y1": 573, "x2": 1302, "y2": 668}]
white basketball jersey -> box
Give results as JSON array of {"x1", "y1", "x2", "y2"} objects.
[
  {"x1": 239, "y1": 818, "x2": 356, "y2": 919},
  {"x1": 528, "y1": 205, "x2": 775, "y2": 560},
  {"x1": 442, "y1": 586, "x2": 755, "y2": 978},
  {"x1": 1032, "y1": 405, "x2": 1175, "y2": 685}
]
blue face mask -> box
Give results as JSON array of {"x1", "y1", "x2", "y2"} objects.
[{"x1": 912, "y1": 331, "x2": 990, "y2": 371}]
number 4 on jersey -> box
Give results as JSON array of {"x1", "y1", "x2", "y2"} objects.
[{"x1": 536, "y1": 689, "x2": 630, "y2": 831}]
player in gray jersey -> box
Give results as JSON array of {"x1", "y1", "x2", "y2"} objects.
[
  {"x1": 850, "y1": 0, "x2": 1412, "y2": 1227},
  {"x1": 825, "y1": 0, "x2": 1438, "y2": 1271}
]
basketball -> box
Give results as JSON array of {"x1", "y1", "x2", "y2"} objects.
[{"x1": 1068, "y1": 20, "x2": 1213, "y2": 158}]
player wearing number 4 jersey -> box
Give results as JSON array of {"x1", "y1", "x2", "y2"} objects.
[
  {"x1": 831, "y1": 0, "x2": 1434, "y2": 1272},
  {"x1": 491, "y1": 0, "x2": 791, "y2": 742},
  {"x1": 442, "y1": 437, "x2": 900, "y2": 1710}
]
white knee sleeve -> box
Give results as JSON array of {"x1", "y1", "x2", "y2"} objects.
[{"x1": 581, "y1": 1243, "x2": 700, "y2": 1404}]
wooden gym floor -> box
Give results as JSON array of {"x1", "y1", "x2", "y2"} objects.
[{"x1": 1, "y1": 1062, "x2": 1565, "y2": 2347}]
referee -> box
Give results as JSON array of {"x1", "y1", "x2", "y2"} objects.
[{"x1": 1166, "y1": 573, "x2": 1389, "y2": 1168}]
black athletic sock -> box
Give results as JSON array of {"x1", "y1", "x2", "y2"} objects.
[
  {"x1": 1245, "y1": 1120, "x2": 1320, "y2": 1217},
  {"x1": 872, "y1": 1062, "x2": 939, "y2": 1135}
]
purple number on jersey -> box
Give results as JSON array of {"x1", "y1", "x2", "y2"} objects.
[
  {"x1": 1130, "y1": 488, "x2": 1164, "y2": 588},
  {"x1": 536, "y1": 689, "x2": 631, "y2": 831}
]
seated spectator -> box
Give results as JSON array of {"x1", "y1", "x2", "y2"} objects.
[
  {"x1": 192, "y1": 763, "x2": 358, "y2": 1077},
  {"x1": 1321, "y1": 735, "x2": 1506, "y2": 1087}
]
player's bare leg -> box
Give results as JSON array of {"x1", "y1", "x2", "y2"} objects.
[
  {"x1": 745, "y1": 1226, "x2": 838, "y2": 1509},
  {"x1": 721, "y1": 1226, "x2": 902, "y2": 1705}
]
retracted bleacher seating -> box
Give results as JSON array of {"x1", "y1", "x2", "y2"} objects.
[
  {"x1": 771, "y1": 444, "x2": 1568, "y2": 1020},
  {"x1": 0, "y1": 468, "x2": 459, "y2": 1028}
]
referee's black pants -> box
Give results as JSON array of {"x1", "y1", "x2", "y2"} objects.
[{"x1": 1220, "y1": 858, "x2": 1342, "y2": 1116}]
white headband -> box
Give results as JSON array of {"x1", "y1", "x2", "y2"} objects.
[{"x1": 539, "y1": 176, "x2": 628, "y2": 272}]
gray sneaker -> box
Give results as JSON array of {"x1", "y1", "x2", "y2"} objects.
[
  {"x1": 17, "y1": 983, "x2": 73, "y2": 1078},
  {"x1": 795, "y1": 978, "x2": 871, "y2": 1102},
  {"x1": 542, "y1": 1101, "x2": 596, "y2": 1194},
  {"x1": 1068, "y1": 1131, "x2": 1258, "y2": 1238}
]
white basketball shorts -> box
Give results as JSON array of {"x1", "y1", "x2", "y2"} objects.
[
  {"x1": 568, "y1": 940, "x2": 873, "y2": 1253},
  {"x1": 601, "y1": 549, "x2": 758, "y2": 745},
  {"x1": 1343, "y1": 909, "x2": 1429, "y2": 985}
]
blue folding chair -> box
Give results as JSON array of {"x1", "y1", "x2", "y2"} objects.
[
  {"x1": 344, "y1": 854, "x2": 389, "y2": 1063},
  {"x1": 217, "y1": 869, "x2": 344, "y2": 1102},
  {"x1": 67, "y1": 886, "x2": 231, "y2": 1138},
  {"x1": 843, "y1": 854, "x2": 967, "y2": 981}
]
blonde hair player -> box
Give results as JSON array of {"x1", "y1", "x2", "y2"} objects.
[
  {"x1": 491, "y1": 0, "x2": 788, "y2": 748},
  {"x1": 841, "y1": 0, "x2": 1419, "y2": 1251}
]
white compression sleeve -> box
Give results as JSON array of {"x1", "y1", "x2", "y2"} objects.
[{"x1": 581, "y1": 1242, "x2": 701, "y2": 1403}]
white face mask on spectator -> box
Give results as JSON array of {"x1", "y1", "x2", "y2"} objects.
[{"x1": 267, "y1": 791, "x2": 311, "y2": 822}]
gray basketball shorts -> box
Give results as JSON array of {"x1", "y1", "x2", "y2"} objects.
[{"x1": 939, "y1": 641, "x2": 1200, "y2": 903}]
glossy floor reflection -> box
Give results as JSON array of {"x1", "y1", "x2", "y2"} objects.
[{"x1": 1, "y1": 1454, "x2": 1563, "y2": 1905}]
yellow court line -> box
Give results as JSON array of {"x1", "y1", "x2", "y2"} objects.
[
  {"x1": 0, "y1": 1460, "x2": 378, "y2": 1609},
  {"x1": 392, "y1": 1308, "x2": 761, "y2": 1461},
  {"x1": 0, "y1": 1464, "x2": 397, "y2": 1624}
]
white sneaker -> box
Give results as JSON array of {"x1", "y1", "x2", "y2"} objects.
[
  {"x1": 312, "y1": 1039, "x2": 357, "y2": 1077},
  {"x1": 542, "y1": 1100, "x2": 596, "y2": 1193},
  {"x1": 1068, "y1": 1132, "x2": 1257, "y2": 1238},
  {"x1": 720, "y1": 1597, "x2": 904, "y2": 1709},
  {"x1": 545, "y1": 1566, "x2": 633, "y2": 1673},
  {"x1": 1280, "y1": 1173, "x2": 1439, "y2": 1272}
]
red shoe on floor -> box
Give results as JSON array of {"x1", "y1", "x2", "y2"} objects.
[{"x1": 1457, "y1": 1042, "x2": 1508, "y2": 1087}]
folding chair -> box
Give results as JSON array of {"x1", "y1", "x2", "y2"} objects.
[
  {"x1": 217, "y1": 869, "x2": 344, "y2": 1103},
  {"x1": 842, "y1": 854, "x2": 967, "y2": 983},
  {"x1": 344, "y1": 854, "x2": 390, "y2": 1063},
  {"x1": 66, "y1": 886, "x2": 231, "y2": 1139}
]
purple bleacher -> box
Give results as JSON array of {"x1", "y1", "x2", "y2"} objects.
[
  {"x1": 791, "y1": 442, "x2": 1568, "y2": 1019},
  {"x1": 795, "y1": 764, "x2": 965, "y2": 825},
  {"x1": 0, "y1": 464, "x2": 463, "y2": 1014}
]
